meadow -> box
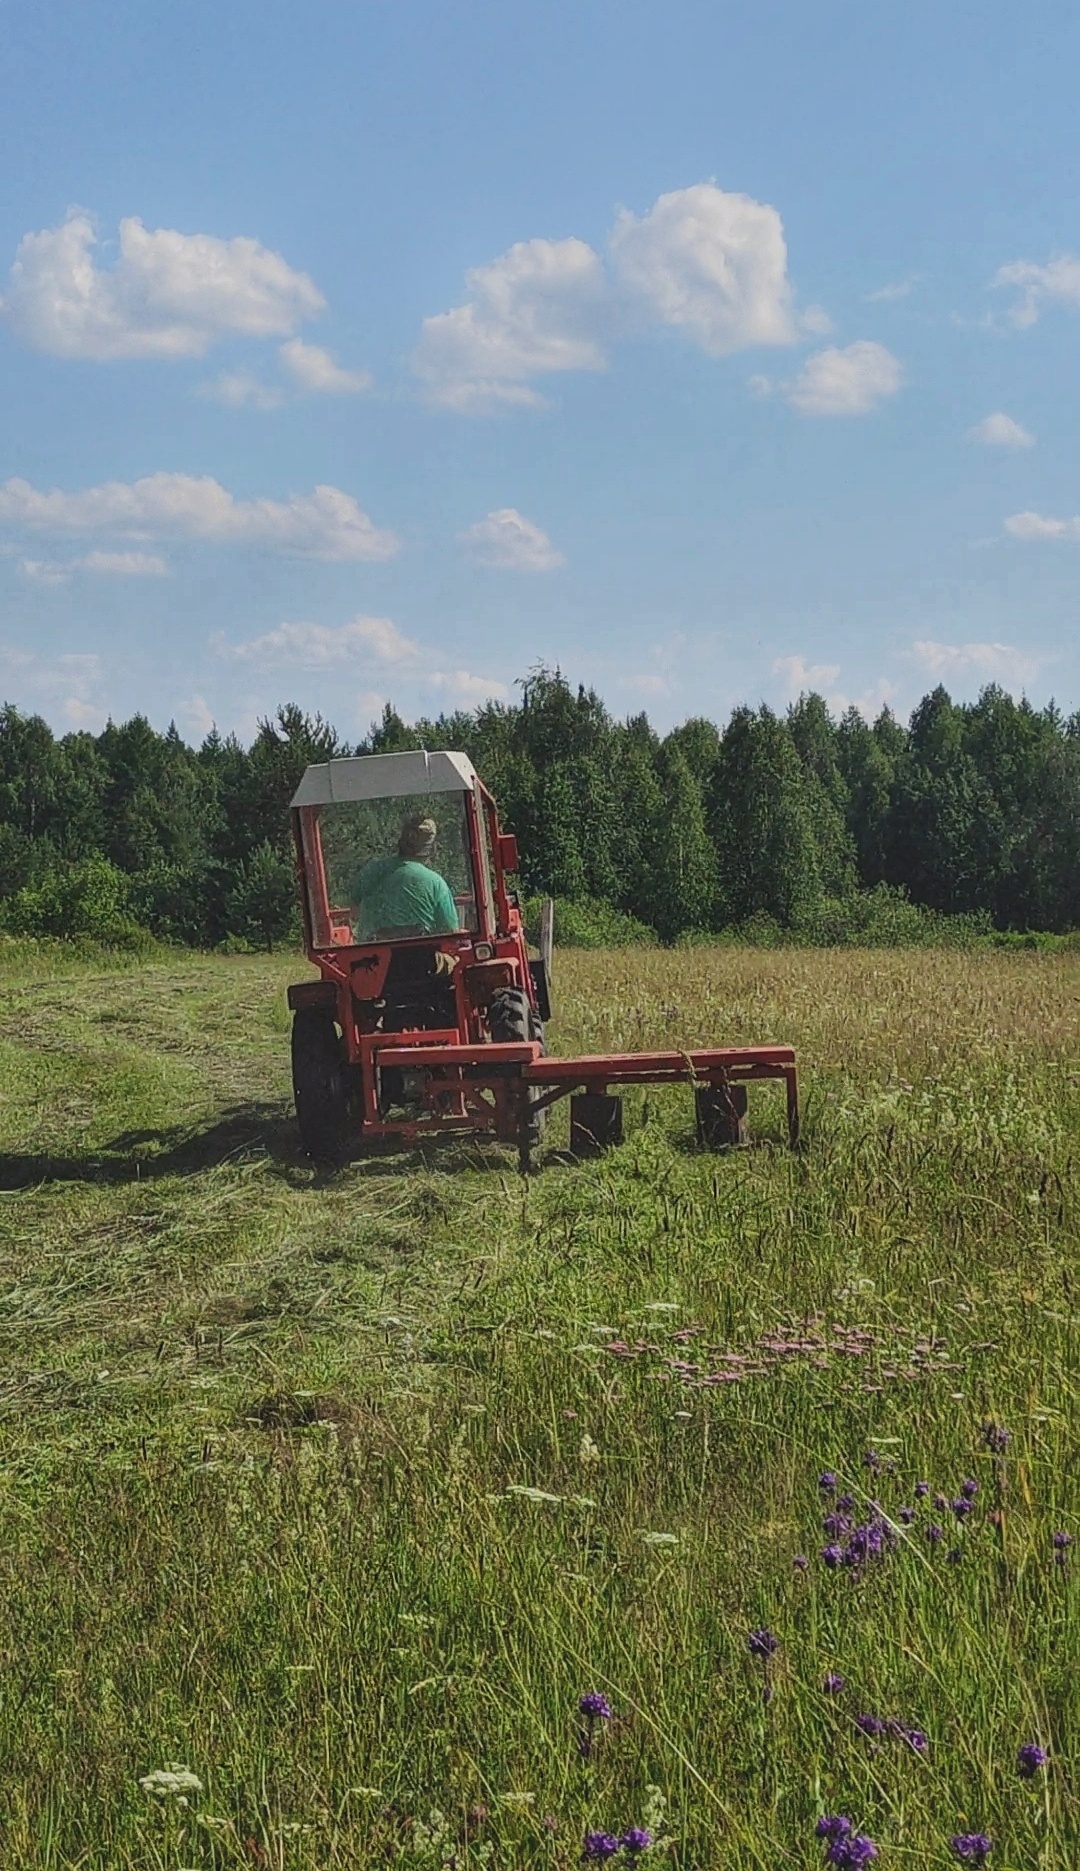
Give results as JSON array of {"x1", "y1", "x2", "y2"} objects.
[{"x1": 0, "y1": 940, "x2": 1075, "y2": 1869}]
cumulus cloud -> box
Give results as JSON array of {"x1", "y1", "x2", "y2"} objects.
[
  {"x1": 610, "y1": 182, "x2": 797, "y2": 355},
  {"x1": 200, "y1": 370, "x2": 286, "y2": 410},
  {"x1": 785, "y1": 341, "x2": 903, "y2": 415},
  {"x1": 460, "y1": 508, "x2": 564, "y2": 571},
  {"x1": 0, "y1": 642, "x2": 106, "y2": 729},
  {"x1": 912, "y1": 639, "x2": 1039, "y2": 688},
  {"x1": 21, "y1": 548, "x2": 170, "y2": 580},
  {"x1": 992, "y1": 254, "x2": 1080, "y2": 328},
  {"x1": 279, "y1": 338, "x2": 372, "y2": 395},
  {"x1": 866, "y1": 277, "x2": 917, "y2": 303},
  {"x1": 427, "y1": 669, "x2": 510, "y2": 703},
  {"x1": 220, "y1": 614, "x2": 418, "y2": 667},
  {"x1": 970, "y1": 411, "x2": 1034, "y2": 448},
  {"x1": 2, "y1": 212, "x2": 325, "y2": 359},
  {"x1": 414, "y1": 236, "x2": 607, "y2": 412},
  {"x1": 1004, "y1": 510, "x2": 1080, "y2": 542},
  {"x1": 773, "y1": 653, "x2": 842, "y2": 692},
  {"x1": 0, "y1": 472, "x2": 399, "y2": 561}
]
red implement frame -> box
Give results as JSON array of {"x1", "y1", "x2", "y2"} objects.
[{"x1": 368, "y1": 1036, "x2": 799, "y2": 1167}]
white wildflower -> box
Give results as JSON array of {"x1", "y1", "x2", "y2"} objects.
[
  {"x1": 139, "y1": 1764, "x2": 203, "y2": 1803},
  {"x1": 578, "y1": 1433, "x2": 601, "y2": 1467}
]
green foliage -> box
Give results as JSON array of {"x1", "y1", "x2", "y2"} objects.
[
  {"x1": 0, "y1": 853, "x2": 148, "y2": 947},
  {"x1": 223, "y1": 840, "x2": 299, "y2": 950},
  {"x1": 524, "y1": 894, "x2": 657, "y2": 947},
  {"x1": 0, "y1": 671, "x2": 1077, "y2": 954}
]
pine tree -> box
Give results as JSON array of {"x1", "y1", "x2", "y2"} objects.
[{"x1": 708, "y1": 707, "x2": 822, "y2": 927}]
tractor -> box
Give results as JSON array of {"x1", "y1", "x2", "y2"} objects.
[{"x1": 287, "y1": 749, "x2": 799, "y2": 1170}]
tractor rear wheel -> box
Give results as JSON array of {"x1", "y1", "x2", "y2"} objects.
[
  {"x1": 489, "y1": 987, "x2": 546, "y2": 1168},
  {"x1": 291, "y1": 1010, "x2": 351, "y2": 1163}
]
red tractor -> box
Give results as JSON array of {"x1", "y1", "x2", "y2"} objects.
[{"x1": 288, "y1": 749, "x2": 798, "y2": 1170}]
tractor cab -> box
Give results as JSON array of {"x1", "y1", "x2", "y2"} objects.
[{"x1": 287, "y1": 751, "x2": 549, "y2": 1161}]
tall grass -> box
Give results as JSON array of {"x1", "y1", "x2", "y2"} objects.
[{"x1": 0, "y1": 945, "x2": 1074, "y2": 1867}]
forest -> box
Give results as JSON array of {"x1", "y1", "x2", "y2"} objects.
[{"x1": 0, "y1": 667, "x2": 1077, "y2": 948}]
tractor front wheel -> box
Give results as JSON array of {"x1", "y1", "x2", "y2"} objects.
[
  {"x1": 489, "y1": 988, "x2": 546, "y2": 1169},
  {"x1": 292, "y1": 1010, "x2": 351, "y2": 1163}
]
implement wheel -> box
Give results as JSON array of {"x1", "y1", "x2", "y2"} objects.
[
  {"x1": 292, "y1": 1010, "x2": 350, "y2": 1163},
  {"x1": 490, "y1": 987, "x2": 546, "y2": 1170},
  {"x1": 695, "y1": 1081, "x2": 748, "y2": 1149}
]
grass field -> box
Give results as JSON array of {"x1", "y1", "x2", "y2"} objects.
[{"x1": 0, "y1": 940, "x2": 1075, "y2": 1869}]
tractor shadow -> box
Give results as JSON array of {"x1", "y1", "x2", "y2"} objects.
[
  {"x1": 0, "y1": 1102, "x2": 306, "y2": 1190},
  {"x1": 0, "y1": 1104, "x2": 531, "y2": 1190}
]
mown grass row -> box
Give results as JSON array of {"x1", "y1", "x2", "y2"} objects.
[{"x1": 0, "y1": 944, "x2": 1074, "y2": 1866}]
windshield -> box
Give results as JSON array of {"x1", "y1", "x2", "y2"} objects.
[{"x1": 307, "y1": 790, "x2": 478, "y2": 944}]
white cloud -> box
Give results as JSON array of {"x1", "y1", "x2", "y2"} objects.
[
  {"x1": 992, "y1": 254, "x2": 1080, "y2": 328},
  {"x1": 1004, "y1": 510, "x2": 1080, "y2": 542},
  {"x1": 427, "y1": 669, "x2": 509, "y2": 703},
  {"x1": 460, "y1": 507, "x2": 564, "y2": 571},
  {"x1": 0, "y1": 643, "x2": 106, "y2": 729},
  {"x1": 200, "y1": 370, "x2": 286, "y2": 410},
  {"x1": 610, "y1": 182, "x2": 796, "y2": 355},
  {"x1": 866, "y1": 277, "x2": 917, "y2": 303},
  {"x1": 911, "y1": 639, "x2": 1039, "y2": 688},
  {"x1": 180, "y1": 695, "x2": 216, "y2": 741},
  {"x1": 279, "y1": 339, "x2": 372, "y2": 395},
  {"x1": 0, "y1": 472, "x2": 399, "y2": 561},
  {"x1": 2, "y1": 212, "x2": 324, "y2": 359},
  {"x1": 83, "y1": 549, "x2": 171, "y2": 576},
  {"x1": 414, "y1": 236, "x2": 607, "y2": 412},
  {"x1": 20, "y1": 548, "x2": 168, "y2": 581},
  {"x1": 785, "y1": 341, "x2": 903, "y2": 416},
  {"x1": 970, "y1": 411, "x2": 1034, "y2": 448},
  {"x1": 220, "y1": 614, "x2": 418, "y2": 667},
  {"x1": 773, "y1": 654, "x2": 841, "y2": 693}
]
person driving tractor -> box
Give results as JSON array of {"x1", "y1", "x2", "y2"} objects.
[{"x1": 351, "y1": 814, "x2": 459, "y2": 940}]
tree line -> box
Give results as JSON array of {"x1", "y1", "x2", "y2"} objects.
[{"x1": 0, "y1": 667, "x2": 1077, "y2": 948}]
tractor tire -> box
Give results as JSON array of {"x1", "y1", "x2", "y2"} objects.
[
  {"x1": 291, "y1": 1010, "x2": 351, "y2": 1163},
  {"x1": 489, "y1": 987, "x2": 547, "y2": 1164}
]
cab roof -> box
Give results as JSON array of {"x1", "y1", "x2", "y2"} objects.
[{"x1": 290, "y1": 749, "x2": 478, "y2": 808}]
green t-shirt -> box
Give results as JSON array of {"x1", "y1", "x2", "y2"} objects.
[{"x1": 353, "y1": 855, "x2": 458, "y2": 940}]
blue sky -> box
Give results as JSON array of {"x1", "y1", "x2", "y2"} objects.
[{"x1": 1, "y1": 0, "x2": 1078, "y2": 741}]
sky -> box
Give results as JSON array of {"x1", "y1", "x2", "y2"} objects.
[{"x1": 1, "y1": 0, "x2": 1079, "y2": 744}]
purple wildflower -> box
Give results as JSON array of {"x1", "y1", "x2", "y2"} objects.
[
  {"x1": 748, "y1": 1627, "x2": 779, "y2": 1658},
  {"x1": 620, "y1": 1829, "x2": 652, "y2": 1854},
  {"x1": 903, "y1": 1728, "x2": 928, "y2": 1753},
  {"x1": 583, "y1": 1834, "x2": 621, "y2": 1861},
  {"x1": 982, "y1": 1421, "x2": 1010, "y2": 1453},
  {"x1": 926, "y1": 1523, "x2": 944, "y2": 1544},
  {"x1": 947, "y1": 1546, "x2": 963, "y2": 1565},
  {"x1": 828, "y1": 1836, "x2": 878, "y2": 1868},
  {"x1": 824, "y1": 1672, "x2": 846, "y2": 1694},
  {"x1": 793, "y1": 1554, "x2": 809, "y2": 1572},
  {"x1": 816, "y1": 1816, "x2": 852, "y2": 1842},
  {"x1": 898, "y1": 1506, "x2": 915, "y2": 1525},
  {"x1": 821, "y1": 1542, "x2": 845, "y2": 1569},
  {"x1": 1052, "y1": 1530, "x2": 1072, "y2": 1550},
  {"x1": 915, "y1": 1480, "x2": 930, "y2": 1497},
  {"x1": 855, "y1": 1713, "x2": 884, "y2": 1738},
  {"x1": 823, "y1": 1513, "x2": 851, "y2": 1538},
  {"x1": 1017, "y1": 1743, "x2": 1048, "y2": 1777},
  {"x1": 864, "y1": 1448, "x2": 881, "y2": 1471},
  {"x1": 950, "y1": 1835, "x2": 992, "y2": 1865},
  {"x1": 960, "y1": 1477, "x2": 978, "y2": 1500},
  {"x1": 951, "y1": 1497, "x2": 973, "y2": 1521},
  {"x1": 819, "y1": 1471, "x2": 838, "y2": 1493},
  {"x1": 837, "y1": 1493, "x2": 855, "y2": 1511},
  {"x1": 578, "y1": 1693, "x2": 613, "y2": 1721}
]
